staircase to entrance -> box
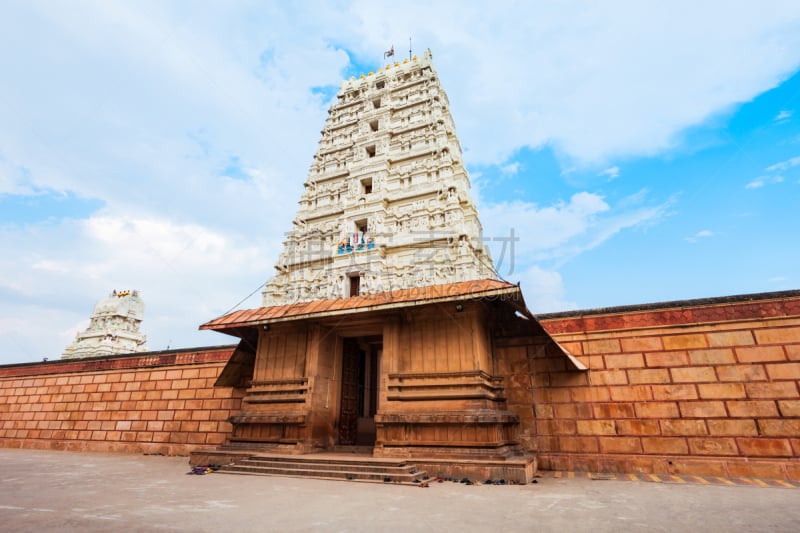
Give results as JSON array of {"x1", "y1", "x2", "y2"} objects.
[{"x1": 194, "y1": 450, "x2": 428, "y2": 485}]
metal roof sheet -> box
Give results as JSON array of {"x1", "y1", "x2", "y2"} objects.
[{"x1": 200, "y1": 279, "x2": 518, "y2": 332}]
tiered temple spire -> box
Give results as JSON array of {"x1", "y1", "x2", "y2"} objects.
[
  {"x1": 61, "y1": 290, "x2": 147, "y2": 359},
  {"x1": 262, "y1": 49, "x2": 495, "y2": 306}
]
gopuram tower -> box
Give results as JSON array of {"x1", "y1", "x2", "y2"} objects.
[
  {"x1": 199, "y1": 50, "x2": 573, "y2": 482},
  {"x1": 62, "y1": 290, "x2": 147, "y2": 359},
  {"x1": 262, "y1": 49, "x2": 495, "y2": 305}
]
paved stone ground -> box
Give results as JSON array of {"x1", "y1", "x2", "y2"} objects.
[
  {"x1": 542, "y1": 470, "x2": 800, "y2": 488},
  {"x1": 1, "y1": 448, "x2": 799, "y2": 532}
]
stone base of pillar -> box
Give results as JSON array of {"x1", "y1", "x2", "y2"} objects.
[{"x1": 373, "y1": 409, "x2": 523, "y2": 461}]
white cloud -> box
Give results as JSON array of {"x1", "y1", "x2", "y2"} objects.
[
  {"x1": 517, "y1": 265, "x2": 577, "y2": 313},
  {"x1": 0, "y1": 152, "x2": 35, "y2": 196},
  {"x1": 746, "y1": 175, "x2": 785, "y2": 188},
  {"x1": 560, "y1": 167, "x2": 577, "y2": 177},
  {"x1": 0, "y1": 312, "x2": 70, "y2": 362},
  {"x1": 686, "y1": 229, "x2": 714, "y2": 243},
  {"x1": 747, "y1": 155, "x2": 799, "y2": 188},
  {"x1": 480, "y1": 190, "x2": 671, "y2": 270},
  {"x1": 501, "y1": 161, "x2": 521, "y2": 176},
  {"x1": 32, "y1": 260, "x2": 70, "y2": 274},
  {"x1": 598, "y1": 166, "x2": 620, "y2": 180},
  {"x1": 765, "y1": 155, "x2": 800, "y2": 172},
  {"x1": 774, "y1": 109, "x2": 793, "y2": 122}
]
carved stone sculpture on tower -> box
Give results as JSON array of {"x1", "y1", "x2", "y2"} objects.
[{"x1": 262, "y1": 49, "x2": 495, "y2": 306}]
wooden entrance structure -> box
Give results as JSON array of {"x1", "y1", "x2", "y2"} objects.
[{"x1": 200, "y1": 280, "x2": 578, "y2": 481}]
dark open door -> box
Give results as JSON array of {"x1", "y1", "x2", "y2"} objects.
[
  {"x1": 338, "y1": 339, "x2": 361, "y2": 445},
  {"x1": 339, "y1": 337, "x2": 380, "y2": 446}
]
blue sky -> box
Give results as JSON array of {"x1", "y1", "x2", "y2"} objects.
[{"x1": 1, "y1": 1, "x2": 800, "y2": 364}]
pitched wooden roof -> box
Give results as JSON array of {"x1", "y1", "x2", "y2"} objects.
[{"x1": 200, "y1": 279, "x2": 519, "y2": 332}]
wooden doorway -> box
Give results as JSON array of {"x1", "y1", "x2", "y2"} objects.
[{"x1": 338, "y1": 337, "x2": 380, "y2": 446}]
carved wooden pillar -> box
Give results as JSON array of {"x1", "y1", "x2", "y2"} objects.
[
  {"x1": 228, "y1": 323, "x2": 316, "y2": 453},
  {"x1": 374, "y1": 302, "x2": 523, "y2": 459}
]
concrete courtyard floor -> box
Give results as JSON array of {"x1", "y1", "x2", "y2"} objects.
[{"x1": 1, "y1": 449, "x2": 799, "y2": 532}]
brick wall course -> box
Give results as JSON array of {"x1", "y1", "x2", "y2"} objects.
[
  {"x1": 786, "y1": 345, "x2": 800, "y2": 360},
  {"x1": 737, "y1": 346, "x2": 786, "y2": 363},
  {"x1": 651, "y1": 384, "x2": 698, "y2": 400},
  {"x1": 778, "y1": 400, "x2": 800, "y2": 416},
  {"x1": 615, "y1": 419, "x2": 660, "y2": 435},
  {"x1": 715, "y1": 364, "x2": 767, "y2": 382},
  {"x1": 628, "y1": 368, "x2": 671, "y2": 384},
  {"x1": 660, "y1": 419, "x2": 708, "y2": 436},
  {"x1": 604, "y1": 353, "x2": 644, "y2": 368},
  {"x1": 755, "y1": 326, "x2": 800, "y2": 344},
  {"x1": 645, "y1": 351, "x2": 689, "y2": 367},
  {"x1": 706, "y1": 330, "x2": 755, "y2": 347},
  {"x1": 0, "y1": 346, "x2": 241, "y2": 456}
]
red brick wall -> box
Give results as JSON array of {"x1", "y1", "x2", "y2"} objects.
[
  {"x1": 536, "y1": 293, "x2": 800, "y2": 480},
  {"x1": 0, "y1": 346, "x2": 242, "y2": 455},
  {"x1": 3, "y1": 292, "x2": 799, "y2": 480}
]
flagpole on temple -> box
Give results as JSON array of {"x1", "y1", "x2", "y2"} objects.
[{"x1": 409, "y1": 37, "x2": 412, "y2": 61}]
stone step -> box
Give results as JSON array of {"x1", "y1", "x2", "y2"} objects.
[
  {"x1": 237, "y1": 459, "x2": 420, "y2": 475},
  {"x1": 331, "y1": 445, "x2": 374, "y2": 455},
  {"x1": 218, "y1": 463, "x2": 427, "y2": 484},
  {"x1": 242, "y1": 455, "x2": 412, "y2": 468},
  {"x1": 214, "y1": 453, "x2": 428, "y2": 485}
]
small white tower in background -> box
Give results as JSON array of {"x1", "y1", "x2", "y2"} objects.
[{"x1": 61, "y1": 289, "x2": 148, "y2": 359}]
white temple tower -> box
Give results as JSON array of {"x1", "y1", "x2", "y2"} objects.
[
  {"x1": 61, "y1": 290, "x2": 148, "y2": 359},
  {"x1": 262, "y1": 49, "x2": 495, "y2": 306}
]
